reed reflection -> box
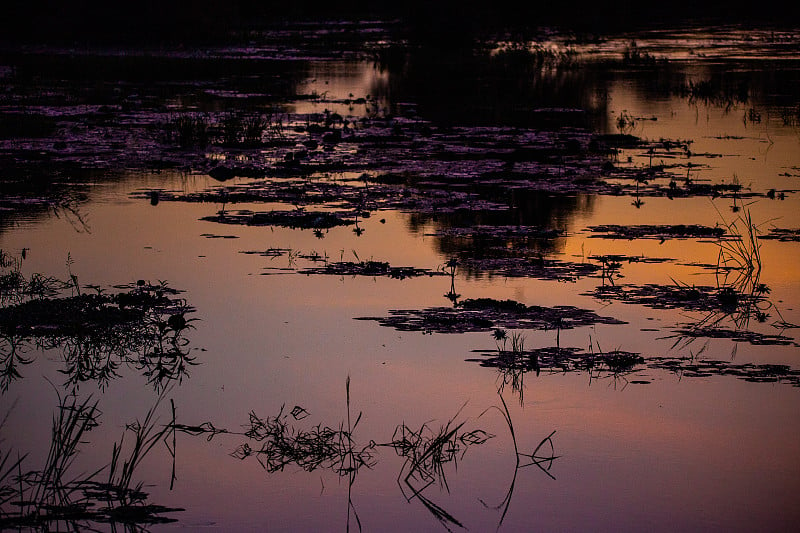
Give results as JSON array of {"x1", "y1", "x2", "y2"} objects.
[
  {"x1": 173, "y1": 379, "x2": 558, "y2": 532},
  {"x1": 0, "y1": 250, "x2": 197, "y2": 392},
  {"x1": 0, "y1": 388, "x2": 183, "y2": 530}
]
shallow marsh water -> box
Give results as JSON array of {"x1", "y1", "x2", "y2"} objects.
[{"x1": 1, "y1": 22, "x2": 800, "y2": 531}]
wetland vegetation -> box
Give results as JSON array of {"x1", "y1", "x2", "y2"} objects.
[{"x1": 1, "y1": 5, "x2": 800, "y2": 531}]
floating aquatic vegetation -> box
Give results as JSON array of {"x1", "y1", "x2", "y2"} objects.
[
  {"x1": 427, "y1": 225, "x2": 563, "y2": 239},
  {"x1": 648, "y1": 357, "x2": 800, "y2": 386},
  {"x1": 666, "y1": 326, "x2": 798, "y2": 347},
  {"x1": 760, "y1": 228, "x2": 800, "y2": 241},
  {"x1": 0, "y1": 254, "x2": 197, "y2": 391},
  {"x1": 356, "y1": 297, "x2": 625, "y2": 334},
  {"x1": 202, "y1": 209, "x2": 354, "y2": 230},
  {"x1": 587, "y1": 224, "x2": 726, "y2": 240},
  {"x1": 299, "y1": 260, "x2": 444, "y2": 279},
  {"x1": 469, "y1": 345, "x2": 643, "y2": 378},
  {"x1": 470, "y1": 337, "x2": 800, "y2": 387},
  {"x1": 457, "y1": 256, "x2": 600, "y2": 282},
  {"x1": 586, "y1": 282, "x2": 753, "y2": 312}
]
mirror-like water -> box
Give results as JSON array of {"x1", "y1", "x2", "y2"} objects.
[{"x1": 1, "y1": 20, "x2": 799, "y2": 531}]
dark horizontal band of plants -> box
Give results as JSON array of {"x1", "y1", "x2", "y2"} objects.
[{"x1": 3, "y1": 0, "x2": 799, "y2": 44}]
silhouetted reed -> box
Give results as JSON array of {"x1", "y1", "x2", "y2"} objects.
[
  {"x1": 674, "y1": 78, "x2": 750, "y2": 110},
  {"x1": 668, "y1": 205, "x2": 791, "y2": 351},
  {"x1": 230, "y1": 378, "x2": 376, "y2": 475},
  {"x1": 173, "y1": 379, "x2": 558, "y2": 530},
  {"x1": 479, "y1": 394, "x2": 559, "y2": 529},
  {"x1": 0, "y1": 389, "x2": 181, "y2": 529},
  {"x1": 391, "y1": 403, "x2": 493, "y2": 498}
]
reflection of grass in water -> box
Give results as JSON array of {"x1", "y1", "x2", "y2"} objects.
[
  {"x1": 230, "y1": 377, "x2": 375, "y2": 475},
  {"x1": 489, "y1": 330, "x2": 532, "y2": 404},
  {"x1": 0, "y1": 250, "x2": 197, "y2": 392},
  {"x1": 714, "y1": 205, "x2": 763, "y2": 298},
  {"x1": 0, "y1": 388, "x2": 181, "y2": 529},
  {"x1": 673, "y1": 204, "x2": 796, "y2": 351},
  {"x1": 175, "y1": 379, "x2": 558, "y2": 531},
  {"x1": 479, "y1": 394, "x2": 559, "y2": 529},
  {"x1": 674, "y1": 78, "x2": 750, "y2": 110}
]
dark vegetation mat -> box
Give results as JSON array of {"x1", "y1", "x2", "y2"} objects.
[
  {"x1": 355, "y1": 297, "x2": 625, "y2": 334},
  {"x1": 299, "y1": 260, "x2": 444, "y2": 279},
  {"x1": 468, "y1": 345, "x2": 800, "y2": 386},
  {"x1": 427, "y1": 225, "x2": 563, "y2": 239},
  {"x1": 648, "y1": 357, "x2": 800, "y2": 385},
  {"x1": 456, "y1": 257, "x2": 601, "y2": 282},
  {"x1": 667, "y1": 326, "x2": 798, "y2": 346},
  {"x1": 4, "y1": 23, "x2": 789, "y2": 233},
  {"x1": 585, "y1": 283, "x2": 755, "y2": 313},
  {"x1": 760, "y1": 228, "x2": 800, "y2": 242},
  {"x1": 0, "y1": 269, "x2": 196, "y2": 391},
  {"x1": 586, "y1": 224, "x2": 726, "y2": 240},
  {"x1": 201, "y1": 209, "x2": 355, "y2": 229},
  {"x1": 468, "y1": 346, "x2": 643, "y2": 375}
]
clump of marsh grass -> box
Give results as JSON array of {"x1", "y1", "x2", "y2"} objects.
[
  {"x1": 230, "y1": 377, "x2": 376, "y2": 476},
  {"x1": 0, "y1": 249, "x2": 69, "y2": 305},
  {"x1": 107, "y1": 388, "x2": 175, "y2": 499},
  {"x1": 389, "y1": 403, "x2": 494, "y2": 532},
  {"x1": 621, "y1": 41, "x2": 664, "y2": 66},
  {"x1": 713, "y1": 205, "x2": 763, "y2": 298},
  {"x1": 219, "y1": 113, "x2": 272, "y2": 147},
  {"x1": 168, "y1": 114, "x2": 210, "y2": 148},
  {"x1": 489, "y1": 330, "x2": 532, "y2": 404},
  {"x1": 0, "y1": 389, "x2": 182, "y2": 529},
  {"x1": 391, "y1": 403, "x2": 493, "y2": 495},
  {"x1": 664, "y1": 203, "x2": 796, "y2": 353},
  {"x1": 675, "y1": 78, "x2": 749, "y2": 110},
  {"x1": 0, "y1": 390, "x2": 101, "y2": 527}
]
